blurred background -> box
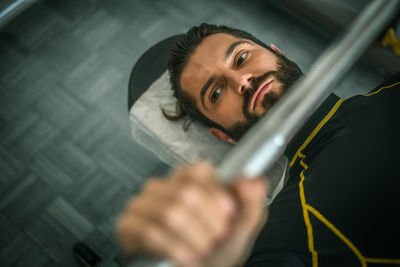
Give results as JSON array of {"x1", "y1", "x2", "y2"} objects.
[{"x1": 0, "y1": 0, "x2": 397, "y2": 266}]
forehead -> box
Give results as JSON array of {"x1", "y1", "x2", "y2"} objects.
[
  {"x1": 179, "y1": 33, "x2": 245, "y2": 97},
  {"x1": 186, "y1": 33, "x2": 242, "y2": 69}
]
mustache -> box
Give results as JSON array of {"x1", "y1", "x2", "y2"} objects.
[
  {"x1": 251, "y1": 70, "x2": 277, "y2": 90},
  {"x1": 242, "y1": 70, "x2": 277, "y2": 119}
]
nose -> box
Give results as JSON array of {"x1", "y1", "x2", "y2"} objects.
[{"x1": 231, "y1": 71, "x2": 254, "y2": 95}]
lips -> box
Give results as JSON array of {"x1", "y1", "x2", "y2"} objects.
[{"x1": 251, "y1": 79, "x2": 273, "y2": 111}]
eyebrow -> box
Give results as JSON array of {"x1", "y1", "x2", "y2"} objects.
[
  {"x1": 199, "y1": 40, "x2": 251, "y2": 109},
  {"x1": 225, "y1": 40, "x2": 251, "y2": 61},
  {"x1": 200, "y1": 75, "x2": 216, "y2": 110}
]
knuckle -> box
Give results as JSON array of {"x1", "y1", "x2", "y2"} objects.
[
  {"x1": 160, "y1": 204, "x2": 182, "y2": 227},
  {"x1": 178, "y1": 185, "x2": 193, "y2": 201},
  {"x1": 174, "y1": 164, "x2": 191, "y2": 178},
  {"x1": 193, "y1": 161, "x2": 214, "y2": 177},
  {"x1": 216, "y1": 193, "x2": 235, "y2": 215},
  {"x1": 193, "y1": 161, "x2": 213, "y2": 172},
  {"x1": 178, "y1": 184, "x2": 201, "y2": 204}
]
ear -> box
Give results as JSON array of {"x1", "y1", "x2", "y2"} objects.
[
  {"x1": 209, "y1": 127, "x2": 237, "y2": 144},
  {"x1": 270, "y1": 44, "x2": 282, "y2": 54}
]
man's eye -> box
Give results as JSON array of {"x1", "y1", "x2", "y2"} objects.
[
  {"x1": 210, "y1": 87, "x2": 222, "y2": 103},
  {"x1": 237, "y1": 52, "x2": 248, "y2": 66}
]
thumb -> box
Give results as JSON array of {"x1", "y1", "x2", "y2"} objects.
[
  {"x1": 236, "y1": 177, "x2": 268, "y2": 209},
  {"x1": 232, "y1": 177, "x2": 269, "y2": 233},
  {"x1": 210, "y1": 178, "x2": 268, "y2": 266}
]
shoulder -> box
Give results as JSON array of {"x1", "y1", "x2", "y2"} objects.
[{"x1": 366, "y1": 72, "x2": 400, "y2": 95}]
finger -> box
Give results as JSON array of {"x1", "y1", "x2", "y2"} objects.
[
  {"x1": 177, "y1": 181, "x2": 236, "y2": 237},
  {"x1": 176, "y1": 162, "x2": 237, "y2": 228},
  {"x1": 204, "y1": 178, "x2": 268, "y2": 265},
  {"x1": 118, "y1": 213, "x2": 197, "y2": 266},
  {"x1": 129, "y1": 192, "x2": 218, "y2": 256},
  {"x1": 235, "y1": 177, "x2": 269, "y2": 204},
  {"x1": 144, "y1": 166, "x2": 236, "y2": 241},
  {"x1": 173, "y1": 162, "x2": 222, "y2": 188},
  {"x1": 187, "y1": 162, "x2": 236, "y2": 213}
]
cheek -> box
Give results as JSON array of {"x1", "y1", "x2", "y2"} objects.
[
  {"x1": 251, "y1": 53, "x2": 277, "y2": 71},
  {"x1": 213, "y1": 93, "x2": 245, "y2": 128}
]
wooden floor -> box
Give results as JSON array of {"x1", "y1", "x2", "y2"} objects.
[{"x1": 0, "y1": 0, "x2": 391, "y2": 266}]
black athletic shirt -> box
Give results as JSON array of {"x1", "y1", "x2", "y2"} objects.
[{"x1": 244, "y1": 73, "x2": 400, "y2": 267}]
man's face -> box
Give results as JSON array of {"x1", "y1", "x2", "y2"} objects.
[{"x1": 180, "y1": 33, "x2": 302, "y2": 141}]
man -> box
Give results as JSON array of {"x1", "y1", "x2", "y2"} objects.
[{"x1": 117, "y1": 24, "x2": 400, "y2": 266}]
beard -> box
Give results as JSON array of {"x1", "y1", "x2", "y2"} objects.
[{"x1": 224, "y1": 53, "x2": 303, "y2": 141}]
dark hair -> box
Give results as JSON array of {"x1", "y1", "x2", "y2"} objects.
[{"x1": 164, "y1": 23, "x2": 276, "y2": 131}]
